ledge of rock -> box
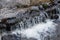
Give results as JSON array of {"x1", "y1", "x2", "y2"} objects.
[{"x1": 0, "y1": 0, "x2": 51, "y2": 8}]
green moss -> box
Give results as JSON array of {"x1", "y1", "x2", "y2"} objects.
[{"x1": 42, "y1": 4, "x2": 48, "y2": 9}]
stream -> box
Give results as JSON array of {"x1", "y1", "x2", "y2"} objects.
[{"x1": 0, "y1": 0, "x2": 60, "y2": 40}]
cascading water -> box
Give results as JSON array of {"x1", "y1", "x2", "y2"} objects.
[
  {"x1": 0, "y1": 0, "x2": 60, "y2": 40},
  {"x1": 14, "y1": 10, "x2": 49, "y2": 30},
  {"x1": 10, "y1": 10, "x2": 58, "y2": 40}
]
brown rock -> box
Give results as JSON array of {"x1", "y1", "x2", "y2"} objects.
[
  {"x1": 16, "y1": 0, "x2": 51, "y2": 6},
  {"x1": 30, "y1": 0, "x2": 51, "y2": 5}
]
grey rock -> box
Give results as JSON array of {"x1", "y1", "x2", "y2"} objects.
[{"x1": 1, "y1": 34, "x2": 21, "y2": 40}]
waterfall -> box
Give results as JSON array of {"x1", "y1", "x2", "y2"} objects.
[
  {"x1": 10, "y1": 4, "x2": 60, "y2": 40},
  {"x1": 1, "y1": 0, "x2": 60, "y2": 40},
  {"x1": 10, "y1": 10, "x2": 58, "y2": 40},
  {"x1": 13, "y1": 10, "x2": 49, "y2": 30},
  {"x1": 11, "y1": 19, "x2": 57, "y2": 40}
]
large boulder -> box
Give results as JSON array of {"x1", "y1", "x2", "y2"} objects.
[{"x1": 0, "y1": 0, "x2": 51, "y2": 8}]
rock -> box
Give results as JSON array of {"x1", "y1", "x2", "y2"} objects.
[
  {"x1": 46, "y1": 8, "x2": 59, "y2": 19},
  {"x1": 28, "y1": 38, "x2": 37, "y2": 40},
  {"x1": 1, "y1": 34, "x2": 21, "y2": 40},
  {"x1": 0, "y1": 14, "x2": 17, "y2": 31},
  {"x1": 30, "y1": 0, "x2": 51, "y2": 6},
  {"x1": 38, "y1": 5, "x2": 44, "y2": 10},
  {"x1": 0, "y1": 23, "x2": 6, "y2": 29},
  {"x1": 0, "y1": 0, "x2": 51, "y2": 8},
  {"x1": 50, "y1": 14, "x2": 59, "y2": 19},
  {"x1": 54, "y1": 0, "x2": 60, "y2": 3},
  {"x1": 42, "y1": 4, "x2": 48, "y2": 9},
  {"x1": 58, "y1": 1, "x2": 60, "y2": 3},
  {"x1": 42, "y1": 3, "x2": 50, "y2": 9},
  {"x1": 2, "y1": 34, "x2": 37, "y2": 40},
  {"x1": 29, "y1": 6, "x2": 39, "y2": 11}
]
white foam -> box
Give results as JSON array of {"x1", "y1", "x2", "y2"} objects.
[{"x1": 12, "y1": 19, "x2": 57, "y2": 40}]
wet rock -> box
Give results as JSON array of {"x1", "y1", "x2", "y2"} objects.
[
  {"x1": 0, "y1": 17, "x2": 17, "y2": 32},
  {"x1": 42, "y1": 3, "x2": 50, "y2": 9},
  {"x1": 1, "y1": 34, "x2": 21, "y2": 40},
  {"x1": 0, "y1": 4, "x2": 2, "y2": 9},
  {"x1": 28, "y1": 38, "x2": 37, "y2": 40},
  {"x1": 38, "y1": 5, "x2": 44, "y2": 10},
  {"x1": 0, "y1": 23, "x2": 6, "y2": 29},
  {"x1": 29, "y1": 6, "x2": 39, "y2": 11},
  {"x1": 46, "y1": 8, "x2": 59, "y2": 19},
  {"x1": 50, "y1": 14, "x2": 59, "y2": 19},
  {"x1": 21, "y1": 37, "x2": 28, "y2": 40},
  {"x1": 54, "y1": 0, "x2": 60, "y2": 3},
  {"x1": 58, "y1": 1, "x2": 60, "y2": 3}
]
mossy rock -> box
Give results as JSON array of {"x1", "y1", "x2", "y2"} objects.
[{"x1": 42, "y1": 4, "x2": 49, "y2": 9}]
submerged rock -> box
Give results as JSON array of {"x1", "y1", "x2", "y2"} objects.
[{"x1": 1, "y1": 34, "x2": 21, "y2": 40}]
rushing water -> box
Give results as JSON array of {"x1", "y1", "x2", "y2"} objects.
[
  {"x1": 11, "y1": 19, "x2": 57, "y2": 40},
  {"x1": 1, "y1": 9, "x2": 59, "y2": 40},
  {"x1": 7, "y1": 10, "x2": 59, "y2": 40},
  {"x1": 0, "y1": 0, "x2": 60, "y2": 40}
]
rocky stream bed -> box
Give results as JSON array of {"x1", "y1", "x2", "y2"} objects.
[{"x1": 0, "y1": 0, "x2": 60, "y2": 40}]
